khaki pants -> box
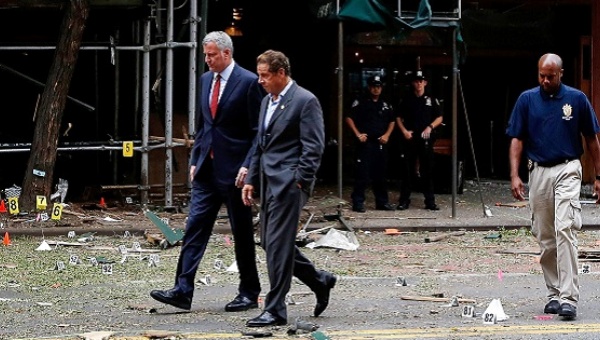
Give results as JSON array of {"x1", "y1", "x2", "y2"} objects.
[{"x1": 529, "y1": 160, "x2": 582, "y2": 306}]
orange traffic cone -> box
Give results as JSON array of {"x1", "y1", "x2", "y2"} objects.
[
  {"x1": 0, "y1": 200, "x2": 6, "y2": 213},
  {"x1": 99, "y1": 197, "x2": 107, "y2": 208},
  {"x1": 3, "y1": 232, "x2": 11, "y2": 246}
]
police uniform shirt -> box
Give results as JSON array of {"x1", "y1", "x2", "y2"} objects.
[
  {"x1": 397, "y1": 93, "x2": 442, "y2": 136},
  {"x1": 506, "y1": 83, "x2": 600, "y2": 163},
  {"x1": 347, "y1": 96, "x2": 394, "y2": 142}
]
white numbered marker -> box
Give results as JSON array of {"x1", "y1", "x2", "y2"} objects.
[
  {"x1": 55, "y1": 261, "x2": 65, "y2": 271},
  {"x1": 102, "y1": 263, "x2": 113, "y2": 275},
  {"x1": 69, "y1": 255, "x2": 79, "y2": 265},
  {"x1": 483, "y1": 312, "x2": 497, "y2": 324},
  {"x1": 462, "y1": 305, "x2": 475, "y2": 318}
]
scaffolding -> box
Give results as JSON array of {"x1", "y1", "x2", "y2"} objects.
[{"x1": 0, "y1": 0, "x2": 202, "y2": 208}]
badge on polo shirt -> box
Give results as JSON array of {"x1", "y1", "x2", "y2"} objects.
[{"x1": 562, "y1": 103, "x2": 573, "y2": 120}]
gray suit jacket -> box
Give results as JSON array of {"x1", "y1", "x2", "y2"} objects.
[{"x1": 247, "y1": 81, "x2": 325, "y2": 199}]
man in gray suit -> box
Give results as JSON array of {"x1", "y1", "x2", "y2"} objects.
[
  {"x1": 242, "y1": 50, "x2": 336, "y2": 327},
  {"x1": 150, "y1": 31, "x2": 262, "y2": 313}
]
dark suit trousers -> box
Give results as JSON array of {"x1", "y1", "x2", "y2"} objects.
[
  {"x1": 174, "y1": 161, "x2": 260, "y2": 301},
  {"x1": 261, "y1": 184, "x2": 327, "y2": 320}
]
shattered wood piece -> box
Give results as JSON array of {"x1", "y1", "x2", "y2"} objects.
[
  {"x1": 127, "y1": 304, "x2": 157, "y2": 313},
  {"x1": 400, "y1": 295, "x2": 476, "y2": 303},
  {"x1": 145, "y1": 233, "x2": 165, "y2": 245},
  {"x1": 495, "y1": 249, "x2": 541, "y2": 255},
  {"x1": 495, "y1": 201, "x2": 529, "y2": 208},
  {"x1": 0, "y1": 263, "x2": 17, "y2": 269},
  {"x1": 79, "y1": 331, "x2": 114, "y2": 340},
  {"x1": 301, "y1": 225, "x2": 334, "y2": 235},
  {"x1": 62, "y1": 209, "x2": 87, "y2": 217},
  {"x1": 140, "y1": 330, "x2": 180, "y2": 339},
  {"x1": 424, "y1": 231, "x2": 465, "y2": 243}
]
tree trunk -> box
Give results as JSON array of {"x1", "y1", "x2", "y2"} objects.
[{"x1": 20, "y1": 0, "x2": 89, "y2": 213}]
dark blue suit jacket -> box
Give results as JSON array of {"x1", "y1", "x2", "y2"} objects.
[{"x1": 190, "y1": 63, "x2": 264, "y2": 186}]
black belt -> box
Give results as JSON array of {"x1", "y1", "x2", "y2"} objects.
[{"x1": 535, "y1": 158, "x2": 576, "y2": 167}]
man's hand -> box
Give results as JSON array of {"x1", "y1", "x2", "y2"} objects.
[
  {"x1": 594, "y1": 180, "x2": 600, "y2": 204},
  {"x1": 242, "y1": 184, "x2": 254, "y2": 206},
  {"x1": 357, "y1": 133, "x2": 368, "y2": 143},
  {"x1": 235, "y1": 167, "x2": 248, "y2": 188},
  {"x1": 189, "y1": 165, "x2": 196, "y2": 182},
  {"x1": 421, "y1": 126, "x2": 433, "y2": 140},
  {"x1": 511, "y1": 176, "x2": 526, "y2": 201},
  {"x1": 403, "y1": 130, "x2": 413, "y2": 140}
]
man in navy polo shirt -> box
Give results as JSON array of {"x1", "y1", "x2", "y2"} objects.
[{"x1": 506, "y1": 53, "x2": 600, "y2": 320}]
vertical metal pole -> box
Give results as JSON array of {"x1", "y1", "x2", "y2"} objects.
[
  {"x1": 141, "y1": 19, "x2": 151, "y2": 206},
  {"x1": 337, "y1": 0, "x2": 344, "y2": 199},
  {"x1": 188, "y1": 0, "x2": 198, "y2": 140},
  {"x1": 113, "y1": 29, "x2": 120, "y2": 184},
  {"x1": 451, "y1": 26, "x2": 458, "y2": 218},
  {"x1": 199, "y1": 0, "x2": 208, "y2": 74},
  {"x1": 164, "y1": 0, "x2": 174, "y2": 207}
]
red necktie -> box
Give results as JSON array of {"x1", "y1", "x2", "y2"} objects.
[{"x1": 210, "y1": 74, "x2": 221, "y2": 118}]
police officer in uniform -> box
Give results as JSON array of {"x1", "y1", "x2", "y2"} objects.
[
  {"x1": 345, "y1": 75, "x2": 396, "y2": 212},
  {"x1": 395, "y1": 70, "x2": 443, "y2": 211}
]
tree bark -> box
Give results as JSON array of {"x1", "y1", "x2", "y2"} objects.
[{"x1": 20, "y1": 0, "x2": 89, "y2": 212}]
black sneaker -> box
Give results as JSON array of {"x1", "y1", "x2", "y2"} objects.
[
  {"x1": 376, "y1": 203, "x2": 395, "y2": 211},
  {"x1": 544, "y1": 300, "x2": 560, "y2": 314},
  {"x1": 558, "y1": 303, "x2": 577, "y2": 319},
  {"x1": 352, "y1": 206, "x2": 366, "y2": 213}
]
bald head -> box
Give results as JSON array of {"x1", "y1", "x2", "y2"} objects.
[
  {"x1": 539, "y1": 53, "x2": 563, "y2": 69},
  {"x1": 538, "y1": 53, "x2": 563, "y2": 95}
]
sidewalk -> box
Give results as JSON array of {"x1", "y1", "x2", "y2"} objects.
[
  {"x1": 305, "y1": 178, "x2": 600, "y2": 232},
  {"x1": 4, "y1": 179, "x2": 600, "y2": 237}
]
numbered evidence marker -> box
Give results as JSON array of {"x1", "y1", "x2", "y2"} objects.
[
  {"x1": 8, "y1": 197, "x2": 19, "y2": 215},
  {"x1": 148, "y1": 254, "x2": 160, "y2": 267},
  {"x1": 483, "y1": 312, "x2": 497, "y2": 324},
  {"x1": 122, "y1": 141, "x2": 134, "y2": 157},
  {"x1": 36, "y1": 195, "x2": 47, "y2": 210},
  {"x1": 462, "y1": 305, "x2": 476, "y2": 318},
  {"x1": 102, "y1": 263, "x2": 113, "y2": 275},
  {"x1": 51, "y1": 203, "x2": 63, "y2": 221},
  {"x1": 69, "y1": 255, "x2": 80, "y2": 265},
  {"x1": 55, "y1": 261, "x2": 66, "y2": 271},
  {"x1": 214, "y1": 259, "x2": 225, "y2": 270},
  {"x1": 581, "y1": 263, "x2": 591, "y2": 274}
]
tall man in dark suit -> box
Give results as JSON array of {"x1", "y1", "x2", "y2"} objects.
[
  {"x1": 242, "y1": 50, "x2": 337, "y2": 327},
  {"x1": 150, "y1": 31, "x2": 263, "y2": 313}
]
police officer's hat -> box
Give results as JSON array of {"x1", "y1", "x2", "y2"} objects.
[
  {"x1": 367, "y1": 75, "x2": 383, "y2": 86},
  {"x1": 411, "y1": 70, "x2": 426, "y2": 81}
]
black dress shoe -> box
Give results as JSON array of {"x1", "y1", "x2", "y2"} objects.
[
  {"x1": 314, "y1": 273, "x2": 337, "y2": 317},
  {"x1": 150, "y1": 288, "x2": 191, "y2": 310},
  {"x1": 558, "y1": 303, "x2": 577, "y2": 319},
  {"x1": 544, "y1": 300, "x2": 560, "y2": 314},
  {"x1": 225, "y1": 295, "x2": 258, "y2": 312},
  {"x1": 246, "y1": 311, "x2": 287, "y2": 327},
  {"x1": 396, "y1": 202, "x2": 409, "y2": 210},
  {"x1": 376, "y1": 203, "x2": 396, "y2": 211},
  {"x1": 425, "y1": 204, "x2": 440, "y2": 211},
  {"x1": 352, "y1": 205, "x2": 366, "y2": 213}
]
